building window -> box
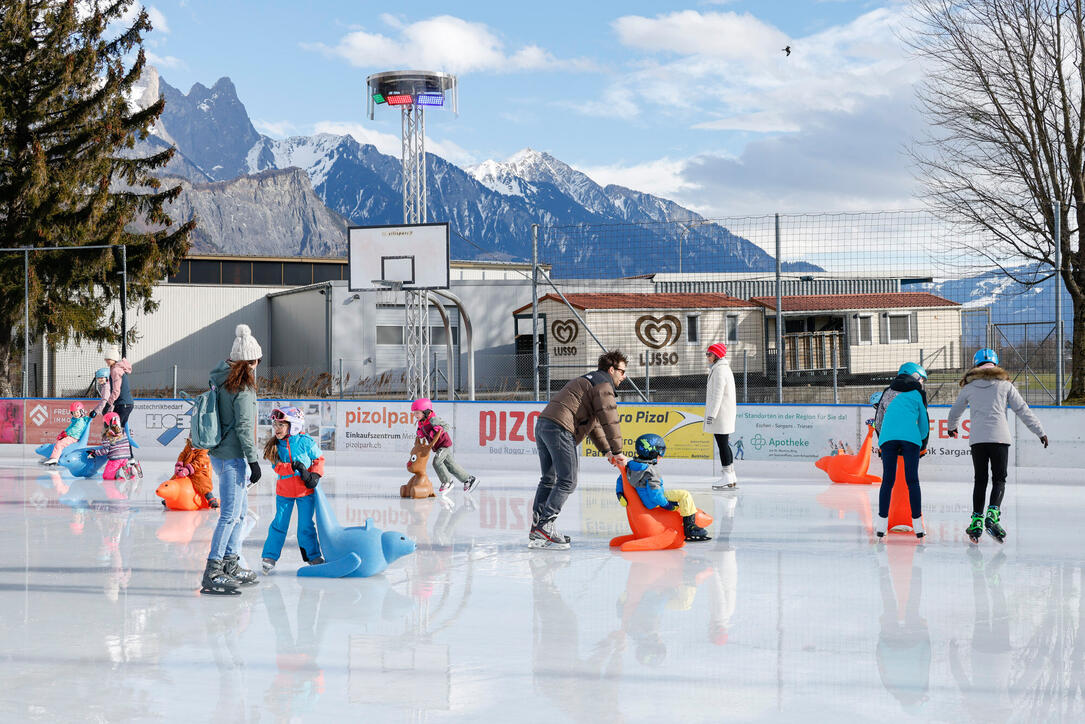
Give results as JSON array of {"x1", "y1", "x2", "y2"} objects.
[
  {"x1": 726, "y1": 315, "x2": 739, "y2": 343},
  {"x1": 221, "y1": 261, "x2": 251, "y2": 285},
  {"x1": 784, "y1": 318, "x2": 806, "y2": 334},
  {"x1": 168, "y1": 261, "x2": 190, "y2": 284},
  {"x1": 283, "y1": 263, "x2": 312, "y2": 286},
  {"x1": 252, "y1": 262, "x2": 283, "y2": 285},
  {"x1": 376, "y1": 326, "x2": 403, "y2": 345},
  {"x1": 858, "y1": 315, "x2": 873, "y2": 345},
  {"x1": 188, "y1": 260, "x2": 220, "y2": 284},
  {"x1": 312, "y1": 264, "x2": 341, "y2": 283},
  {"x1": 888, "y1": 313, "x2": 911, "y2": 343},
  {"x1": 431, "y1": 326, "x2": 460, "y2": 345},
  {"x1": 686, "y1": 315, "x2": 699, "y2": 343}
]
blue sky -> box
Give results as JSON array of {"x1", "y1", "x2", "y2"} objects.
[{"x1": 141, "y1": 0, "x2": 923, "y2": 215}]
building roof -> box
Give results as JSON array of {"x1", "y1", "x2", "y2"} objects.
[
  {"x1": 751, "y1": 292, "x2": 959, "y2": 312},
  {"x1": 513, "y1": 292, "x2": 753, "y2": 314}
]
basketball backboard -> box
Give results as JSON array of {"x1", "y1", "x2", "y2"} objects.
[{"x1": 348, "y1": 223, "x2": 450, "y2": 291}]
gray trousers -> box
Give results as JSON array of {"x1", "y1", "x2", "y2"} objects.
[
  {"x1": 432, "y1": 447, "x2": 471, "y2": 486},
  {"x1": 532, "y1": 417, "x2": 579, "y2": 525}
]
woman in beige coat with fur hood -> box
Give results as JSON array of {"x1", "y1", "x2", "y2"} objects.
[{"x1": 704, "y1": 343, "x2": 738, "y2": 489}]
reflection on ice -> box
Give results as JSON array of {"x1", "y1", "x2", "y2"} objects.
[{"x1": 0, "y1": 457, "x2": 1082, "y2": 721}]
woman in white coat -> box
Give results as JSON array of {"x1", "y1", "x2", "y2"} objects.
[{"x1": 704, "y1": 343, "x2": 738, "y2": 489}]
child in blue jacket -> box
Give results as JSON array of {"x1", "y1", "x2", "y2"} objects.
[
  {"x1": 872, "y1": 362, "x2": 930, "y2": 539},
  {"x1": 615, "y1": 433, "x2": 710, "y2": 542},
  {"x1": 42, "y1": 401, "x2": 91, "y2": 465}
]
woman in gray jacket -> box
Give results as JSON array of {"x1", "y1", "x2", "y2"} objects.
[
  {"x1": 947, "y1": 349, "x2": 1048, "y2": 544},
  {"x1": 201, "y1": 325, "x2": 264, "y2": 595}
]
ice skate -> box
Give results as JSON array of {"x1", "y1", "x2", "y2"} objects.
[
  {"x1": 131, "y1": 460, "x2": 143, "y2": 479},
  {"x1": 683, "y1": 514, "x2": 711, "y2": 542},
  {"x1": 875, "y1": 515, "x2": 888, "y2": 538},
  {"x1": 966, "y1": 514, "x2": 984, "y2": 543},
  {"x1": 200, "y1": 559, "x2": 241, "y2": 595},
  {"x1": 912, "y1": 517, "x2": 925, "y2": 539},
  {"x1": 307, "y1": 556, "x2": 324, "y2": 566},
  {"x1": 437, "y1": 479, "x2": 453, "y2": 495},
  {"x1": 463, "y1": 476, "x2": 479, "y2": 493},
  {"x1": 712, "y1": 466, "x2": 738, "y2": 490},
  {"x1": 528, "y1": 518, "x2": 571, "y2": 550},
  {"x1": 984, "y1": 506, "x2": 1006, "y2": 543},
  {"x1": 222, "y1": 554, "x2": 259, "y2": 586},
  {"x1": 261, "y1": 558, "x2": 276, "y2": 574},
  {"x1": 41, "y1": 458, "x2": 59, "y2": 466}
]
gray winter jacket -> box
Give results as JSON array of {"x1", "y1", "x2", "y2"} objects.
[{"x1": 947, "y1": 366, "x2": 1045, "y2": 445}]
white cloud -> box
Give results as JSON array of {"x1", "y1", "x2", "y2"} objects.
[
  {"x1": 146, "y1": 6, "x2": 169, "y2": 34},
  {"x1": 305, "y1": 14, "x2": 595, "y2": 74},
  {"x1": 574, "y1": 157, "x2": 699, "y2": 200},
  {"x1": 253, "y1": 119, "x2": 298, "y2": 138},
  {"x1": 614, "y1": 10, "x2": 788, "y2": 61},
  {"x1": 312, "y1": 121, "x2": 476, "y2": 166},
  {"x1": 145, "y1": 52, "x2": 183, "y2": 69}
]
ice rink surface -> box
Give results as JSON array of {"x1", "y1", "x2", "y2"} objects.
[{"x1": 0, "y1": 455, "x2": 1082, "y2": 723}]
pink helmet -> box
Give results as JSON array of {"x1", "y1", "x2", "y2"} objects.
[
  {"x1": 410, "y1": 398, "x2": 433, "y2": 414},
  {"x1": 270, "y1": 406, "x2": 305, "y2": 436},
  {"x1": 69, "y1": 401, "x2": 85, "y2": 414},
  {"x1": 707, "y1": 343, "x2": 727, "y2": 360},
  {"x1": 102, "y1": 412, "x2": 121, "y2": 428}
]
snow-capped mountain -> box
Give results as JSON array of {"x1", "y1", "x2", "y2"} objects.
[{"x1": 147, "y1": 73, "x2": 811, "y2": 275}]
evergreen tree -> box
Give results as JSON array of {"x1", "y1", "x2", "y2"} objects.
[{"x1": 0, "y1": 0, "x2": 194, "y2": 394}]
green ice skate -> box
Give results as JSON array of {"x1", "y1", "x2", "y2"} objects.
[
  {"x1": 984, "y1": 506, "x2": 1005, "y2": 543},
  {"x1": 966, "y1": 514, "x2": 984, "y2": 544}
]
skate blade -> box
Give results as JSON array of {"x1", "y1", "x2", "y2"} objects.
[
  {"x1": 527, "y1": 538, "x2": 570, "y2": 550},
  {"x1": 200, "y1": 586, "x2": 241, "y2": 596},
  {"x1": 685, "y1": 536, "x2": 712, "y2": 542}
]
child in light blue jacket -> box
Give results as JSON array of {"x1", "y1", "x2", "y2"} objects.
[
  {"x1": 872, "y1": 362, "x2": 930, "y2": 539},
  {"x1": 42, "y1": 402, "x2": 91, "y2": 465}
]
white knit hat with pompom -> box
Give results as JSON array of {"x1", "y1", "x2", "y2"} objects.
[{"x1": 230, "y1": 324, "x2": 263, "y2": 362}]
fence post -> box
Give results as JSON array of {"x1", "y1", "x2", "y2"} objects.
[
  {"x1": 23, "y1": 249, "x2": 29, "y2": 398},
  {"x1": 644, "y1": 351, "x2": 651, "y2": 402},
  {"x1": 339, "y1": 358, "x2": 344, "y2": 398},
  {"x1": 1054, "y1": 200, "x2": 1063, "y2": 405},
  {"x1": 532, "y1": 223, "x2": 540, "y2": 401},
  {"x1": 172, "y1": 365, "x2": 178, "y2": 398},
  {"x1": 743, "y1": 349, "x2": 748, "y2": 403},
  {"x1": 545, "y1": 352, "x2": 551, "y2": 401},
  {"x1": 831, "y1": 344, "x2": 838, "y2": 404},
  {"x1": 774, "y1": 213, "x2": 783, "y2": 404}
]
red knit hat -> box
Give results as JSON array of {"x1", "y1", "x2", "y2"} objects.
[{"x1": 707, "y1": 343, "x2": 727, "y2": 359}]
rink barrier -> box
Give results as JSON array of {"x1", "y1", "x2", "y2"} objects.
[{"x1": 0, "y1": 397, "x2": 1082, "y2": 469}]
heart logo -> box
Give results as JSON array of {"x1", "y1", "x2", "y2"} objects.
[
  {"x1": 635, "y1": 315, "x2": 682, "y2": 349},
  {"x1": 551, "y1": 320, "x2": 579, "y2": 345}
]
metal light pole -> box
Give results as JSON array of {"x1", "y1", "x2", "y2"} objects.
[
  {"x1": 23, "y1": 250, "x2": 29, "y2": 397},
  {"x1": 532, "y1": 223, "x2": 540, "y2": 400},
  {"x1": 775, "y1": 213, "x2": 783, "y2": 404},
  {"x1": 367, "y1": 71, "x2": 457, "y2": 400},
  {"x1": 1054, "y1": 200, "x2": 1063, "y2": 405}
]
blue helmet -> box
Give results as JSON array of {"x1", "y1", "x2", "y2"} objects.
[
  {"x1": 869, "y1": 391, "x2": 883, "y2": 407},
  {"x1": 634, "y1": 433, "x2": 666, "y2": 461},
  {"x1": 973, "y1": 348, "x2": 998, "y2": 367},
  {"x1": 898, "y1": 362, "x2": 928, "y2": 380},
  {"x1": 95, "y1": 367, "x2": 110, "y2": 380}
]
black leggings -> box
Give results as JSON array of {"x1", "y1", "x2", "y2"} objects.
[
  {"x1": 714, "y1": 434, "x2": 733, "y2": 466},
  {"x1": 971, "y1": 443, "x2": 1009, "y2": 514}
]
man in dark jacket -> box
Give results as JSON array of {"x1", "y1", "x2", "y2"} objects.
[{"x1": 530, "y1": 350, "x2": 630, "y2": 549}]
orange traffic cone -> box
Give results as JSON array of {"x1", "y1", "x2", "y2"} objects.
[
  {"x1": 887, "y1": 457, "x2": 922, "y2": 535},
  {"x1": 814, "y1": 424, "x2": 881, "y2": 484}
]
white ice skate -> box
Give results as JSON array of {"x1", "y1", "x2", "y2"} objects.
[
  {"x1": 875, "y1": 516, "x2": 888, "y2": 538},
  {"x1": 712, "y1": 466, "x2": 738, "y2": 490},
  {"x1": 912, "y1": 517, "x2": 925, "y2": 539}
]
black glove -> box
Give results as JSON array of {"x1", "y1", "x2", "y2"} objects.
[
  {"x1": 662, "y1": 501, "x2": 678, "y2": 511},
  {"x1": 89, "y1": 410, "x2": 98, "y2": 419},
  {"x1": 1040, "y1": 435, "x2": 1049, "y2": 448},
  {"x1": 293, "y1": 459, "x2": 319, "y2": 489},
  {"x1": 248, "y1": 461, "x2": 261, "y2": 485},
  {"x1": 947, "y1": 428, "x2": 957, "y2": 438}
]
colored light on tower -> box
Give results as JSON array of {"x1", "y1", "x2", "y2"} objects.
[
  {"x1": 385, "y1": 94, "x2": 413, "y2": 105},
  {"x1": 416, "y1": 93, "x2": 444, "y2": 107},
  {"x1": 372, "y1": 93, "x2": 386, "y2": 104}
]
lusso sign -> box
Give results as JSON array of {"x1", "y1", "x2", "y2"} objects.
[
  {"x1": 551, "y1": 319, "x2": 579, "y2": 357},
  {"x1": 636, "y1": 314, "x2": 681, "y2": 367}
]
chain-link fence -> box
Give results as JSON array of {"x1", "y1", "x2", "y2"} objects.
[{"x1": 524, "y1": 211, "x2": 1071, "y2": 406}]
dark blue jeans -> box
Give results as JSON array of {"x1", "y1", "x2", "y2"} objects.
[
  {"x1": 879, "y1": 440, "x2": 922, "y2": 519},
  {"x1": 532, "y1": 417, "x2": 579, "y2": 525}
]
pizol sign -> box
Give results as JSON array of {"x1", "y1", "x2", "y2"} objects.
[{"x1": 636, "y1": 314, "x2": 681, "y2": 367}]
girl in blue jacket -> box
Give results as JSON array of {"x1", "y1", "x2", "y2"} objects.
[{"x1": 872, "y1": 362, "x2": 930, "y2": 539}]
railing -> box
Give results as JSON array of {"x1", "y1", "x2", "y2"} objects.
[{"x1": 779, "y1": 332, "x2": 846, "y2": 372}]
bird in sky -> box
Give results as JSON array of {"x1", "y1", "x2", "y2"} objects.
[{"x1": 782, "y1": 45, "x2": 791, "y2": 56}]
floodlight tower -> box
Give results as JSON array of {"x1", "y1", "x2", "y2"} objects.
[{"x1": 366, "y1": 70, "x2": 458, "y2": 399}]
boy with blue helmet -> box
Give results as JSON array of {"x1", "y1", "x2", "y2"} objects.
[
  {"x1": 616, "y1": 433, "x2": 710, "y2": 542},
  {"x1": 872, "y1": 362, "x2": 931, "y2": 539},
  {"x1": 948, "y1": 349, "x2": 1047, "y2": 543}
]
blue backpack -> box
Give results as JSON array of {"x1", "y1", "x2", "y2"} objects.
[{"x1": 182, "y1": 381, "x2": 232, "y2": 450}]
